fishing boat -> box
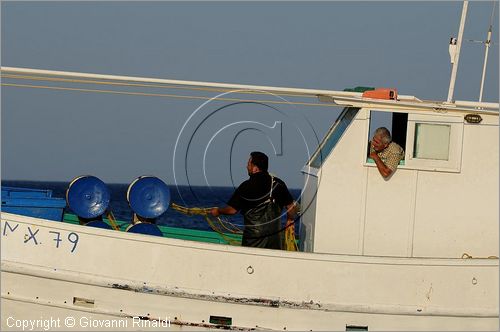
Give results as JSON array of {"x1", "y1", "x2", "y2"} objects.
[{"x1": 1, "y1": 2, "x2": 498, "y2": 331}]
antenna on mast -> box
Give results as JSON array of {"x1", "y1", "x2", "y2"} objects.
[
  {"x1": 478, "y1": 1, "x2": 496, "y2": 102},
  {"x1": 447, "y1": 1, "x2": 468, "y2": 103}
]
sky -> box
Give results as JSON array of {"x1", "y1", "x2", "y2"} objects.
[{"x1": 1, "y1": 1, "x2": 498, "y2": 189}]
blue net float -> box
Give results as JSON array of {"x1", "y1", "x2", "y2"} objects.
[
  {"x1": 127, "y1": 176, "x2": 170, "y2": 219},
  {"x1": 126, "y1": 223, "x2": 163, "y2": 237},
  {"x1": 66, "y1": 175, "x2": 111, "y2": 219},
  {"x1": 85, "y1": 220, "x2": 113, "y2": 230}
]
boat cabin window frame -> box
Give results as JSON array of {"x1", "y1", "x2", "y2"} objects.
[
  {"x1": 363, "y1": 110, "x2": 464, "y2": 173},
  {"x1": 364, "y1": 108, "x2": 408, "y2": 168},
  {"x1": 306, "y1": 106, "x2": 360, "y2": 170},
  {"x1": 404, "y1": 113, "x2": 464, "y2": 172}
]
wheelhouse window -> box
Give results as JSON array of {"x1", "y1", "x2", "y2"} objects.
[
  {"x1": 366, "y1": 110, "x2": 408, "y2": 165},
  {"x1": 413, "y1": 123, "x2": 451, "y2": 160},
  {"x1": 405, "y1": 113, "x2": 464, "y2": 172},
  {"x1": 308, "y1": 107, "x2": 360, "y2": 169}
]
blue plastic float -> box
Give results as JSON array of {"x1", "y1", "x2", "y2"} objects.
[
  {"x1": 66, "y1": 175, "x2": 110, "y2": 219},
  {"x1": 127, "y1": 176, "x2": 170, "y2": 219},
  {"x1": 127, "y1": 222, "x2": 163, "y2": 237}
]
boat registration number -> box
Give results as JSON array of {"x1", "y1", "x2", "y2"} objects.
[{"x1": 2, "y1": 221, "x2": 80, "y2": 253}]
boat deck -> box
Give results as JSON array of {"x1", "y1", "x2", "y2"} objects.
[{"x1": 62, "y1": 213, "x2": 242, "y2": 245}]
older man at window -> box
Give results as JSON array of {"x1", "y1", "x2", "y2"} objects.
[{"x1": 369, "y1": 127, "x2": 404, "y2": 178}]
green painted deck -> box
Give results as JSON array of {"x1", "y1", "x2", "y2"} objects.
[{"x1": 63, "y1": 213, "x2": 242, "y2": 245}]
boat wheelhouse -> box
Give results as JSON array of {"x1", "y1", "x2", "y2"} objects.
[{"x1": 300, "y1": 93, "x2": 499, "y2": 259}]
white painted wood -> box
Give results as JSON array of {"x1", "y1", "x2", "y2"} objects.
[
  {"x1": 363, "y1": 168, "x2": 417, "y2": 257},
  {"x1": 1, "y1": 213, "x2": 498, "y2": 330},
  {"x1": 312, "y1": 111, "x2": 369, "y2": 255},
  {"x1": 298, "y1": 170, "x2": 319, "y2": 252},
  {"x1": 412, "y1": 123, "x2": 499, "y2": 258},
  {"x1": 309, "y1": 107, "x2": 498, "y2": 260}
]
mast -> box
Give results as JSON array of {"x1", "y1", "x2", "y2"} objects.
[
  {"x1": 447, "y1": 1, "x2": 468, "y2": 103},
  {"x1": 479, "y1": 26, "x2": 492, "y2": 102},
  {"x1": 478, "y1": 0, "x2": 496, "y2": 102}
]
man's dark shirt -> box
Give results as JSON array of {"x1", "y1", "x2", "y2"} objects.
[
  {"x1": 227, "y1": 172, "x2": 293, "y2": 214},
  {"x1": 227, "y1": 171, "x2": 293, "y2": 249}
]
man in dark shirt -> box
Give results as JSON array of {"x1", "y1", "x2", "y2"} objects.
[{"x1": 210, "y1": 151, "x2": 297, "y2": 249}]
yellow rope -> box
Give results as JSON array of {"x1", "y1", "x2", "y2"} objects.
[
  {"x1": 284, "y1": 219, "x2": 299, "y2": 251},
  {"x1": 1, "y1": 73, "x2": 317, "y2": 99},
  {"x1": 0, "y1": 83, "x2": 338, "y2": 108},
  {"x1": 170, "y1": 202, "x2": 242, "y2": 245},
  {"x1": 171, "y1": 202, "x2": 298, "y2": 251},
  {"x1": 105, "y1": 210, "x2": 121, "y2": 231},
  {"x1": 217, "y1": 216, "x2": 244, "y2": 233},
  {"x1": 461, "y1": 253, "x2": 499, "y2": 259},
  {"x1": 170, "y1": 202, "x2": 210, "y2": 215},
  {"x1": 203, "y1": 215, "x2": 241, "y2": 245}
]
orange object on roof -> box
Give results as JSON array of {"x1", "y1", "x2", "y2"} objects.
[{"x1": 362, "y1": 88, "x2": 398, "y2": 100}]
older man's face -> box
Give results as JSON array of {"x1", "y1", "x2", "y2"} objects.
[{"x1": 372, "y1": 134, "x2": 389, "y2": 152}]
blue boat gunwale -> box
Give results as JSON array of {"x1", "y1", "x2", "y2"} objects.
[{"x1": 2, "y1": 186, "x2": 54, "y2": 198}]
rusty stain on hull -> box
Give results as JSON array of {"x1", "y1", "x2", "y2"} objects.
[{"x1": 110, "y1": 282, "x2": 322, "y2": 310}]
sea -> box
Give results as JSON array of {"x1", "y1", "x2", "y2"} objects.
[{"x1": 1, "y1": 180, "x2": 301, "y2": 233}]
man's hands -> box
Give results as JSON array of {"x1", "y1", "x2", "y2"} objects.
[
  {"x1": 369, "y1": 140, "x2": 393, "y2": 178},
  {"x1": 210, "y1": 206, "x2": 237, "y2": 217},
  {"x1": 212, "y1": 203, "x2": 298, "y2": 218},
  {"x1": 210, "y1": 207, "x2": 220, "y2": 217},
  {"x1": 286, "y1": 201, "x2": 299, "y2": 221},
  {"x1": 371, "y1": 136, "x2": 386, "y2": 152},
  {"x1": 370, "y1": 150, "x2": 393, "y2": 178},
  {"x1": 369, "y1": 140, "x2": 378, "y2": 159}
]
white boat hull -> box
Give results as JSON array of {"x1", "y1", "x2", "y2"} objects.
[{"x1": 1, "y1": 213, "x2": 498, "y2": 330}]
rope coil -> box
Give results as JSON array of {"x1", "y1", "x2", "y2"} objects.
[
  {"x1": 170, "y1": 203, "x2": 242, "y2": 245},
  {"x1": 170, "y1": 202, "x2": 298, "y2": 250}
]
